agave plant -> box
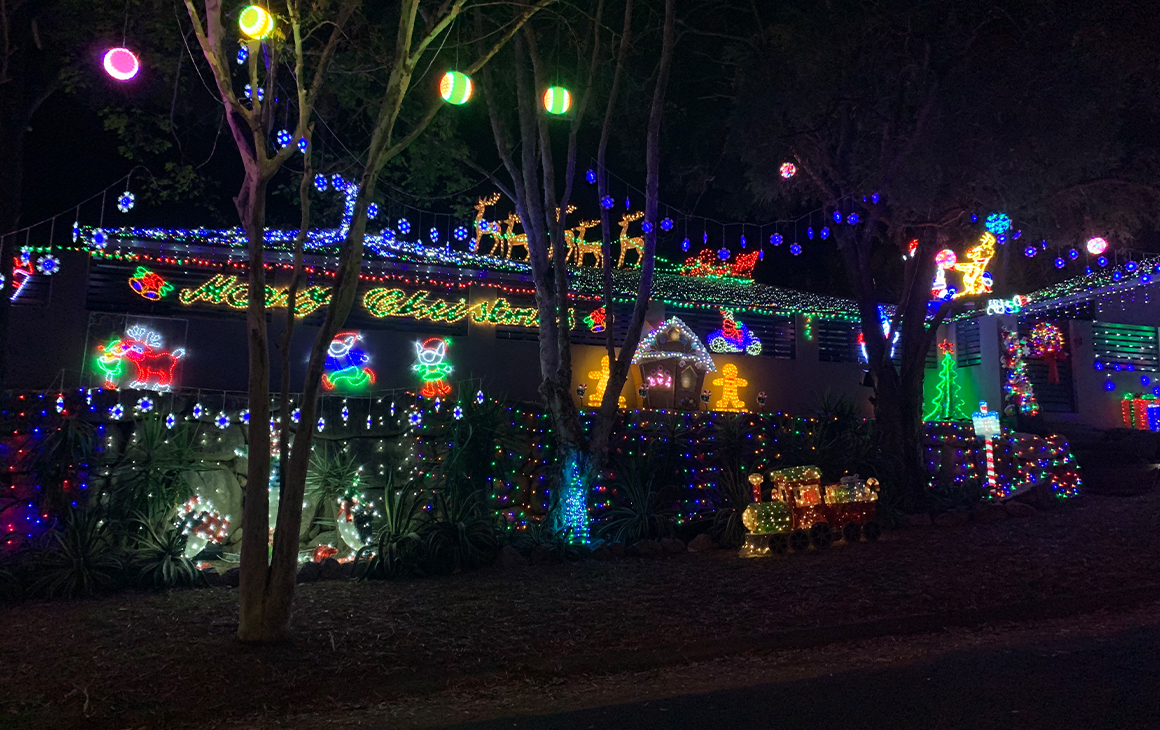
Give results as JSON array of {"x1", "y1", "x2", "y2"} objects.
[
  {"x1": 419, "y1": 486, "x2": 500, "y2": 574},
  {"x1": 28, "y1": 510, "x2": 124, "y2": 599},
  {"x1": 106, "y1": 415, "x2": 215, "y2": 523},
  {"x1": 709, "y1": 465, "x2": 752, "y2": 548},
  {"x1": 355, "y1": 478, "x2": 425, "y2": 580},
  {"x1": 597, "y1": 451, "x2": 676, "y2": 544},
  {"x1": 129, "y1": 515, "x2": 204, "y2": 590}
]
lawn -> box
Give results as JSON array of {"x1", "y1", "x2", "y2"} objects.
[{"x1": 2, "y1": 490, "x2": 1158, "y2": 729}]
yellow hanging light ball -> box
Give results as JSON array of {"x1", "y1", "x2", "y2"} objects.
[
  {"x1": 239, "y1": 5, "x2": 275, "y2": 40},
  {"x1": 542, "y1": 86, "x2": 571, "y2": 115},
  {"x1": 439, "y1": 71, "x2": 473, "y2": 105}
]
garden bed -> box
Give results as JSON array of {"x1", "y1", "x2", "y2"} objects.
[{"x1": 2, "y1": 489, "x2": 1158, "y2": 729}]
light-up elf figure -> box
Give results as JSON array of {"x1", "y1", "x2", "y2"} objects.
[
  {"x1": 712, "y1": 363, "x2": 749, "y2": 412},
  {"x1": 94, "y1": 338, "x2": 126, "y2": 389},
  {"x1": 322, "y1": 332, "x2": 376, "y2": 390},
  {"x1": 413, "y1": 337, "x2": 452, "y2": 397}
]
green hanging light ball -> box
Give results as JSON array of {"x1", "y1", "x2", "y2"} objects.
[
  {"x1": 439, "y1": 71, "x2": 473, "y2": 105},
  {"x1": 542, "y1": 86, "x2": 572, "y2": 115},
  {"x1": 239, "y1": 6, "x2": 274, "y2": 39}
]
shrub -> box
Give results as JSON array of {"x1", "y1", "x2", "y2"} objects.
[
  {"x1": 597, "y1": 451, "x2": 676, "y2": 544},
  {"x1": 129, "y1": 515, "x2": 204, "y2": 590},
  {"x1": 28, "y1": 510, "x2": 125, "y2": 599}
]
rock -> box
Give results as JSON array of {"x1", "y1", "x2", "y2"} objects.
[
  {"x1": 319, "y1": 557, "x2": 344, "y2": 580},
  {"x1": 496, "y1": 545, "x2": 528, "y2": 570},
  {"x1": 607, "y1": 543, "x2": 626, "y2": 558},
  {"x1": 905, "y1": 513, "x2": 933, "y2": 527},
  {"x1": 628, "y1": 539, "x2": 665, "y2": 558},
  {"x1": 660, "y1": 537, "x2": 687, "y2": 554},
  {"x1": 1005, "y1": 501, "x2": 1038, "y2": 518},
  {"x1": 591, "y1": 545, "x2": 614, "y2": 561},
  {"x1": 296, "y1": 561, "x2": 322, "y2": 583},
  {"x1": 223, "y1": 567, "x2": 241, "y2": 588},
  {"x1": 529, "y1": 543, "x2": 556, "y2": 565},
  {"x1": 933, "y1": 510, "x2": 970, "y2": 527},
  {"x1": 201, "y1": 568, "x2": 224, "y2": 587},
  {"x1": 687, "y1": 533, "x2": 716, "y2": 552},
  {"x1": 308, "y1": 531, "x2": 340, "y2": 549},
  {"x1": 971, "y1": 504, "x2": 1008, "y2": 522}
]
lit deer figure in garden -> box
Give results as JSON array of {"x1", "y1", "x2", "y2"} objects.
[
  {"x1": 566, "y1": 218, "x2": 603, "y2": 266},
  {"x1": 616, "y1": 211, "x2": 645, "y2": 268},
  {"x1": 472, "y1": 192, "x2": 501, "y2": 253}
]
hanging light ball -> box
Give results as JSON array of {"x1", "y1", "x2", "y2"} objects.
[
  {"x1": 985, "y1": 213, "x2": 1011, "y2": 235},
  {"x1": 102, "y1": 48, "x2": 140, "y2": 81},
  {"x1": 935, "y1": 249, "x2": 957, "y2": 270},
  {"x1": 1023, "y1": 245, "x2": 1037, "y2": 258},
  {"x1": 239, "y1": 6, "x2": 275, "y2": 40},
  {"x1": 1086, "y1": 237, "x2": 1108, "y2": 255},
  {"x1": 779, "y1": 162, "x2": 796, "y2": 179},
  {"x1": 439, "y1": 71, "x2": 473, "y2": 105},
  {"x1": 717, "y1": 247, "x2": 730, "y2": 260},
  {"x1": 542, "y1": 86, "x2": 572, "y2": 115},
  {"x1": 1054, "y1": 257, "x2": 1065, "y2": 269}
]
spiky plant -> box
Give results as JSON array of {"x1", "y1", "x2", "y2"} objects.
[
  {"x1": 28, "y1": 510, "x2": 124, "y2": 599},
  {"x1": 130, "y1": 514, "x2": 204, "y2": 590},
  {"x1": 597, "y1": 451, "x2": 676, "y2": 544}
]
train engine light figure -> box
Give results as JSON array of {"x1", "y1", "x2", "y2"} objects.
[
  {"x1": 412, "y1": 337, "x2": 452, "y2": 398},
  {"x1": 322, "y1": 332, "x2": 376, "y2": 391}
]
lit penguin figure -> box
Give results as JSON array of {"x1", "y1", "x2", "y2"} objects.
[{"x1": 412, "y1": 337, "x2": 452, "y2": 397}]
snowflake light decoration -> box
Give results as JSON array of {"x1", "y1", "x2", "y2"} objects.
[
  {"x1": 109, "y1": 403, "x2": 124, "y2": 420},
  {"x1": 453, "y1": 405, "x2": 463, "y2": 420},
  {"x1": 215, "y1": 412, "x2": 230, "y2": 429},
  {"x1": 165, "y1": 413, "x2": 176, "y2": 429},
  {"x1": 36, "y1": 255, "x2": 61, "y2": 275},
  {"x1": 408, "y1": 411, "x2": 422, "y2": 428},
  {"x1": 192, "y1": 403, "x2": 204, "y2": 419},
  {"x1": 136, "y1": 396, "x2": 154, "y2": 413},
  {"x1": 117, "y1": 191, "x2": 135, "y2": 213}
]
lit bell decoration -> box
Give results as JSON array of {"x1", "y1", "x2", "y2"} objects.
[
  {"x1": 542, "y1": 86, "x2": 571, "y2": 115},
  {"x1": 239, "y1": 5, "x2": 274, "y2": 39},
  {"x1": 102, "y1": 47, "x2": 140, "y2": 81},
  {"x1": 439, "y1": 71, "x2": 473, "y2": 104},
  {"x1": 1086, "y1": 237, "x2": 1108, "y2": 255}
]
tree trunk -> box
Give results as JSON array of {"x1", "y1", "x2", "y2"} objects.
[
  {"x1": 872, "y1": 364, "x2": 928, "y2": 511},
  {"x1": 0, "y1": 99, "x2": 28, "y2": 388},
  {"x1": 236, "y1": 171, "x2": 277, "y2": 642}
]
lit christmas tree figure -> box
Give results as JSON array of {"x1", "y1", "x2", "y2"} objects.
[
  {"x1": 413, "y1": 337, "x2": 452, "y2": 397},
  {"x1": 924, "y1": 340, "x2": 968, "y2": 421}
]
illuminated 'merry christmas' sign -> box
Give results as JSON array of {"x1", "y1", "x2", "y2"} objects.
[{"x1": 178, "y1": 274, "x2": 332, "y2": 315}]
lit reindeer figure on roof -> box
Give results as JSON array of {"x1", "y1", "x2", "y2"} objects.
[
  {"x1": 568, "y1": 218, "x2": 604, "y2": 267},
  {"x1": 472, "y1": 192, "x2": 502, "y2": 253},
  {"x1": 616, "y1": 211, "x2": 645, "y2": 268},
  {"x1": 494, "y1": 213, "x2": 529, "y2": 261},
  {"x1": 546, "y1": 205, "x2": 578, "y2": 261}
]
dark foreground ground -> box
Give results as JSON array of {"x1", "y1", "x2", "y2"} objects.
[{"x1": 2, "y1": 488, "x2": 1159, "y2": 729}]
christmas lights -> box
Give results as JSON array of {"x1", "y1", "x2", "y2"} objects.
[
  {"x1": 128, "y1": 266, "x2": 173, "y2": 301},
  {"x1": 322, "y1": 332, "x2": 376, "y2": 391},
  {"x1": 711, "y1": 363, "x2": 749, "y2": 412},
  {"x1": 924, "y1": 341, "x2": 968, "y2": 421},
  {"x1": 239, "y1": 5, "x2": 274, "y2": 39},
  {"x1": 707, "y1": 309, "x2": 763, "y2": 355},
  {"x1": 412, "y1": 338, "x2": 452, "y2": 398},
  {"x1": 102, "y1": 47, "x2": 140, "y2": 81}
]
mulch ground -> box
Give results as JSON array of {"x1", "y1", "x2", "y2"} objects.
[{"x1": 2, "y1": 490, "x2": 1158, "y2": 730}]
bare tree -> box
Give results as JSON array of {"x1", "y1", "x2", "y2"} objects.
[{"x1": 476, "y1": 0, "x2": 675, "y2": 539}]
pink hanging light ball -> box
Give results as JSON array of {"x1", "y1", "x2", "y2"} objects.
[
  {"x1": 1085, "y1": 237, "x2": 1108, "y2": 255},
  {"x1": 103, "y1": 47, "x2": 140, "y2": 81}
]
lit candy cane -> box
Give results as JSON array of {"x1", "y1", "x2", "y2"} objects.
[{"x1": 972, "y1": 401, "x2": 1002, "y2": 496}]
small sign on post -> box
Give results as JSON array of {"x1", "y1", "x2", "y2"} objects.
[{"x1": 972, "y1": 401, "x2": 1001, "y2": 494}]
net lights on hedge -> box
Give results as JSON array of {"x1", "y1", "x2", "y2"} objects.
[
  {"x1": 102, "y1": 47, "x2": 140, "y2": 81},
  {"x1": 238, "y1": 5, "x2": 274, "y2": 39}
]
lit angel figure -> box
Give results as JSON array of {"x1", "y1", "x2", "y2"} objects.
[
  {"x1": 322, "y1": 331, "x2": 376, "y2": 391},
  {"x1": 413, "y1": 337, "x2": 452, "y2": 397}
]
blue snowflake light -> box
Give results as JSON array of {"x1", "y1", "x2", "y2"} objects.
[
  {"x1": 1024, "y1": 246, "x2": 1037, "y2": 258},
  {"x1": 429, "y1": 227, "x2": 440, "y2": 243},
  {"x1": 790, "y1": 243, "x2": 802, "y2": 256},
  {"x1": 586, "y1": 169, "x2": 596, "y2": 184},
  {"x1": 215, "y1": 412, "x2": 230, "y2": 429},
  {"x1": 291, "y1": 408, "x2": 301, "y2": 423},
  {"x1": 832, "y1": 211, "x2": 841, "y2": 223},
  {"x1": 453, "y1": 405, "x2": 463, "y2": 420},
  {"x1": 409, "y1": 411, "x2": 422, "y2": 428},
  {"x1": 601, "y1": 196, "x2": 614, "y2": 209},
  {"x1": 240, "y1": 409, "x2": 250, "y2": 424},
  {"x1": 820, "y1": 227, "x2": 830, "y2": 239},
  {"x1": 660, "y1": 218, "x2": 673, "y2": 231},
  {"x1": 136, "y1": 397, "x2": 153, "y2": 413},
  {"x1": 682, "y1": 238, "x2": 690, "y2": 251},
  {"x1": 367, "y1": 203, "x2": 379, "y2": 219},
  {"x1": 314, "y1": 174, "x2": 328, "y2": 191},
  {"x1": 36, "y1": 255, "x2": 61, "y2": 275},
  {"x1": 192, "y1": 403, "x2": 204, "y2": 419},
  {"x1": 847, "y1": 213, "x2": 859, "y2": 224},
  {"x1": 165, "y1": 413, "x2": 176, "y2": 429},
  {"x1": 1055, "y1": 257, "x2": 1065, "y2": 269},
  {"x1": 341, "y1": 405, "x2": 350, "y2": 422},
  {"x1": 770, "y1": 233, "x2": 783, "y2": 246},
  {"x1": 807, "y1": 227, "x2": 814, "y2": 240},
  {"x1": 642, "y1": 221, "x2": 653, "y2": 234},
  {"x1": 109, "y1": 404, "x2": 124, "y2": 420},
  {"x1": 297, "y1": 137, "x2": 308, "y2": 153},
  {"x1": 454, "y1": 226, "x2": 469, "y2": 241},
  {"x1": 237, "y1": 46, "x2": 248, "y2": 64},
  {"x1": 717, "y1": 247, "x2": 730, "y2": 260},
  {"x1": 398, "y1": 218, "x2": 410, "y2": 234},
  {"x1": 476, "y1": 390, "x2": 485, "y2": 404},
  {"x1": 739, "y1": 234, "x2": 747, "y2": 248},
  {"x1": 317, "y1": 416, "x2": 325, "y2": 431},
  {"x1": 276, "y1": 130, "x2": 292, "y2": 148},
  {"x1": 117, "y1": 191, "x2": 135, "y2": 213}
]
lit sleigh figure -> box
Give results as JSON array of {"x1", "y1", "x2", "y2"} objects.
[
  {"x1": 322, "y1": 332, "x2": 376, "y2": 391},
  {"x1": 413, "y1": 337, "x2": 452, "y2": 398}
]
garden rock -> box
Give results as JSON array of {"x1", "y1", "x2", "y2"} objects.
[
  {"x1": 201, "y1": 568, "x2": 224, "y2": 587},
  {"x1": 1121, "y1": 431, "x2": 1160, "y2": 461},
  {"x1": 497, "y1": 545, "x2": 528, "y2": 570},
  {"x1": 971, "y1": 504, "x2": 1008, "y2": 522},
  {"x1": 1005, "y1": 501, "x2": 1038, "y2": 518},
  {"x1": 905, "y1": 513, "x2": 933, "y2": 527},
  {"x1": 591, "y1": 545, "x2": 614, "y2": 561},
  {"x1": 319, "y1": 557, "x2": 345, "y2": 580},
  {"x1": 223, "y1": 567, "x2": 240, "y2": 587},
  {"x1": 660, "y1": 537, "x2": 687, "y2": 554},
  {"x1": 933, "y1": 510, "x2": 970, "y2": 527},
  {"x1": 687, "y1": 533, "x2": 716, "y2": 552},
  {"x1": 628, "y1": 539, "x2": 665, "y2": 558},
  {"x1": 297, "y1": 562, "x2": 322, "y2": 583}
]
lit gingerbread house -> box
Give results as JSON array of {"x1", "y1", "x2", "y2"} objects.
[{"x1": 632, "y1": 317, "x2": 716, "y2": 410}]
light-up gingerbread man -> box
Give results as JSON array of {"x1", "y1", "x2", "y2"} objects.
[
  {"x1": 586, "y1": 355, "x2": 626, "y2": 407},
  {"x1": 711, "y1": 363, "x2": 749, "y2": 412}
]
